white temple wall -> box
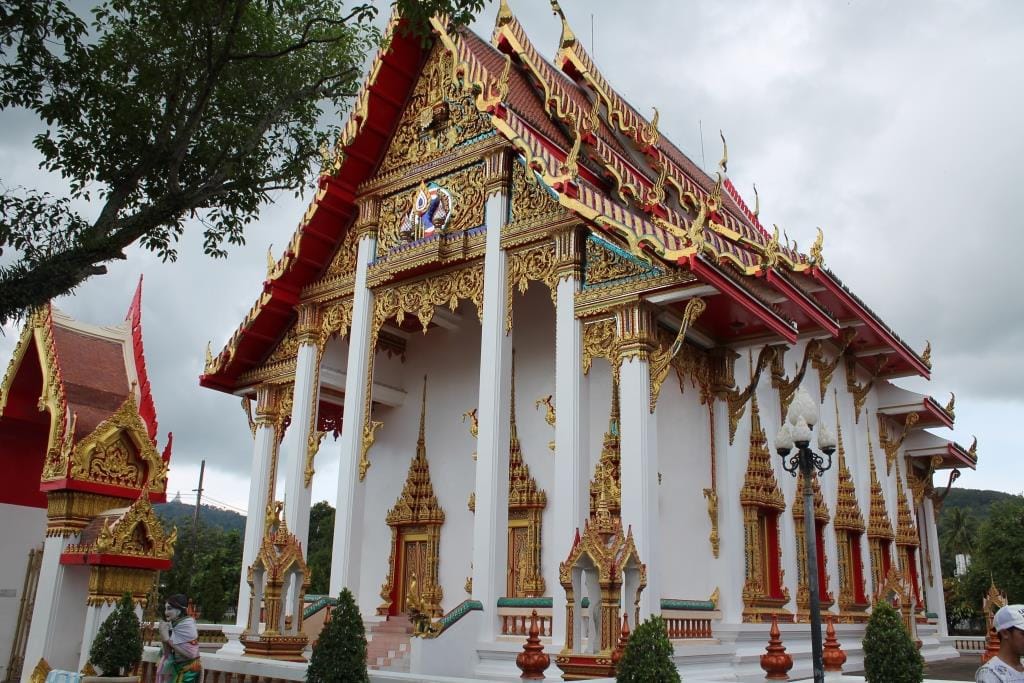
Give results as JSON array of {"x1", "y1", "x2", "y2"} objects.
[
  {"x1": 0, "y1": 503, "x2": 45, "y2": 680},
  {"x1": 356, "y1": 299, "x2": 481, "y2": 615},
  {"x1": 655, "y1": 375, "x2": 714, "y2": 601},
  {"x1": 509, "y1": 285, "x2": 557, "y2": 596},
  {"x1": 585, "y1": 359, "x2": 614, "y2": 495}
]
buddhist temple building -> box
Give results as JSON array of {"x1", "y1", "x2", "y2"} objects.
[
  {"x1": 199, "y1": 4, "x2": 974, "y2": 679},
  {"x1": 0, "y1": 280, "x2": 175, "y2": 681}
]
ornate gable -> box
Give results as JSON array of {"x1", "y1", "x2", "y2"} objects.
[
  {"x1": 866, "y1": 428, "x2": 894, "y2": 540},
  {"x1": 739, "y1": 397, "x2": 785, "y2": 511},
  {"x1": 582, "y1": 233, "x2": 662, "y2": 291},
  {"x1": 62, "y1": 487, "x2": 175, "y2": 566},
  {"x1": 833, "y1": 413, "x2": 865, "y2": 532}
]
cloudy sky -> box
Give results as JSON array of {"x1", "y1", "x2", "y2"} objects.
[{"x1": 2, "y1": 0, "x2": 1022, "y2": 515}]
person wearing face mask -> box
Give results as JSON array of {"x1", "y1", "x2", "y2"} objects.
[{"x1": 157, "y1": 593, "x2": 202, "y2": 683}]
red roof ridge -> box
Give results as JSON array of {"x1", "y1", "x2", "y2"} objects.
[{"x1": 125, "y1": 275, "x2": 159, "y2": 444}]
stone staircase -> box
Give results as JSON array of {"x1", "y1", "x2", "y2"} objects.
[{"x1": 366, "y1": 615, "x2": 413, "y2": 671}]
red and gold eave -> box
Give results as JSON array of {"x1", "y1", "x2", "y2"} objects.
[
  {"x1": 201, "y1": 7, "x2": 930, "y2": 397},
  {"x1": 0, "y1": 281, "x2": 171, "y2": 508}
]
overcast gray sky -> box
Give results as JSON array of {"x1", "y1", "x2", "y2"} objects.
[{"x1": 2, "y1": 0, "x2": 1021, "y2": 514}]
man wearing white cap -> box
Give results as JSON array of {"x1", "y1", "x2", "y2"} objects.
[{"x1": 977, "y1": 604, "x2": 1024, "y2": 682}]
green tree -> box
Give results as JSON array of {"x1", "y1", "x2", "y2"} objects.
[
  {"x1": 862, "y1": 601, "x2": 923, "y2": 683},
  {"x1": 306, "y1": 587, "x2": 368, "y2": 683},
  {"x1": 0, "y1": 0, "x2": 485, "y2": 323},
  {"x1": 615, "y1": 615, "x2": 680, "y2": 683},
  {"x1": 307, "y1": 500, "x2": 335, "y2": 595},
  {"x1": 197, "y1": 548, "x2": 228, "y2": 622},
  {"x1": 942, "y1": 507, "x2": 977, "y2": 555},
  {"x1": 89, "y1": 593, "x2": 143, "y2": 676},
  {"x1": 973, "y1": 496, "x2": 1024, "y2": 602}
]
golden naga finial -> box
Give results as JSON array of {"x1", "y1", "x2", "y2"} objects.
[
  {"x1": 640, "y1": 106, "x2": 660, "y2": 148},
  {"x1": 809, "y1": 226, "x2": 825, "y2": 267},
  {"x1": 585, "y1": 95, "x2": 600, "y2": 135},
  {"x1": 686, "y1": 197, "x2": 709, "y2": 250},
  {"x1": 921, "y1": 340, "x2": 932, "y2": 369},
  {"x1": 266, "y1": 245, "x2": 276, "y2": 278},
  {"x1": 550, "y1": 0, "x2": 576, "y2": 49},
  {"x1": 763, "y1": 225, "x2": 781, "y2": 269},
  {"x1": 646, "y1": 161, "x2": 667, "y2": 207},
  {"x1": 718, "y1": 130, "x2": 728, "y2": 175},
  {"x1": 204, "y1": 341, "x2": 213, "y2": 369},
  {"x1": 752, "y1": 183, "x2": 760, "y2": 218},
  {"x1": 968, "y1": 435, "x2": 978, "y2": 458},
  {"x1": 944, "y1": 392, "x2": 955, "y2": 418},
  {"x1": 495, "y1": 53, "x2": 511, "y2": 102}
]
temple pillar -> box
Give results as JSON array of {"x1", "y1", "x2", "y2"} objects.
[
  {"x1": 711, "y1": 355, "x2": 746, "y2": 624},
  {"x1": 329, "y1": 203, "x2": 379, "y2": 599},
  {"x1": 282, "y1": 304, "x2": 322, "y2": 552},
  {"x1": 21, "y1": 533, "x2": 88, "y2": 680},
  {"x1": 549, "y1": 227, "x2": 587, "y2": 646},
  {"x1": 616, "y1": 301, "x2": 660, "y2": 621},
  {"x1": 471, "y1": 158, "x2": 512, "y2": 641},
  {"x1": 235, "y1": 384, "x2": 284, "y2": 627},
  {"x1": 922, "y1": 497, "x2": 947, "y2": 635}
]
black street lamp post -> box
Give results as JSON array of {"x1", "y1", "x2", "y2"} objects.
[{"x1": 774, "y1": 387, "x2": 837, "y2": 683}]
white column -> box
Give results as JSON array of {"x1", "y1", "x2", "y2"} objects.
[
  {"x1": 713, "y1": 392, "x2": 746, "y2": 624},
  {"x1": 619, "y1": 345, "x2": 660, "y2": 621},
  {"x1": 329, "y1": 230, "x2": 377, "y2": 598},
  {"x1": 21, "y1": 533, "x2": 86, "y2": 680},
  {"x1": 922, "y1": 497, "x2": 947, "y2": 635},
  {"x1": 282, "y1": 306, "x2": 322, "y2": 553},
  {"x1": 235, "y1": 387, "x2": 278, "y2": 626},
  {"x1": 470, "y1": 186, "x2": 513, "y2": 642},
  {"x1": 549, "y1": 229, "x2": 587, "y2": 647}
]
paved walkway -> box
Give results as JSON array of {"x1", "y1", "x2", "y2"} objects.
[{"x1": 924, "y1": 654, "x2": 982, "y2": 682}]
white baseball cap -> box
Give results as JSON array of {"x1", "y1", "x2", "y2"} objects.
[{"x1": 994, "y1": 604, "x2": 1024, "y2": 632}]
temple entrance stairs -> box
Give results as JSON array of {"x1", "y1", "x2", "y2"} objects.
[{"x1": 365, "y1": 616, "x2": 412, "y2": 671}]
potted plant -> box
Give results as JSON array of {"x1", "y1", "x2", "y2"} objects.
[
  {"x1": 615, "y1": 615, "x2": 680, "y2": 682},
  {"x1": 306, "y1": 588, "x2": 368, "y2": 683},
  {"x1": 86, "y1": 593, "x2": 143, "y2": 681},
  {"x1": 863, "y1": 601, "x2": 923, "y2": 683}
]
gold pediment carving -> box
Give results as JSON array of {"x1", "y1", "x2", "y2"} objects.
[{"x1": 69, "y1": 393, "x2": 168, "y2": 492}]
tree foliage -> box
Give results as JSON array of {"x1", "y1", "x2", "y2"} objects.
[
  {"x1": 615, "y1": 615, "x2": 680, "y2": 683},
  {"x1": 307, "y1": 500, "x2": 335, "y2": 595},
  {"x1": 0, "y1": 0, "x2": 485, "y2": 323},
  {"x1": 306, "y1": 587, "x2": 368, "y2": 683},
  {"x1": 158, "y1": 519, "x2": 241, "y2": 623},
  {"x1": 89, "y1": 593, "x2": 143, "y2": 676},
  {"x1": 862, "y1": 601, "x2": 923, "y2": 683}
]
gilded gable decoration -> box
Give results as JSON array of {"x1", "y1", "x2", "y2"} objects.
[
  {"x1": 63, "y1": 487, "x2": 176, "y2": 563},
  {"x1": 721, "y1": 345, "x2": 777, "y2": 445},
  {"x1": 507, "y1": 353, "x2": 546, "y2": 597},
  {"x1": 866, "y1": 432, "x2": 894, "y2": 542},
  {"x1": 810, "y1": 329, "x2": 856, "y2": 402},
  {"x1": 878, "y1": 411, "x2": 919, "y2": 475},
  {"x1": 379, "y1": 42, "x2": 492, "y2": 177},
  {"x1": 771, "y1": 340, "x2": 820, "y2": 419},
  {"x1": 582, "y1": 234, "x2": 662, "y2": 291},
  {"x1": 377, "y1": 163, "x2": 486, "y2": 256},
  {"x1": 588, "y1": 375, "x2": 622, "y2": 534},
  {"x1": 894, "y1": 476, "x2": 918, "y2": 547},
  {"x1": 378, "y1": 377, "x2": 445, "y2": 618},
  {"x1": 68, "y1": 393, "x2": 168, "y2": 492},
  {"x1": 510, "y1": 158, "x2": 562, "y2": 226}
]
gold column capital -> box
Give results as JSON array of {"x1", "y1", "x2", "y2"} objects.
[
  {"x1": 553, "y1": 224, "x2": 584, "y2": 281},
  {"x1": 353, "y1": 195, "x2": 381, "y2": 241},
  {"x1": 295, "y1": 304, "x2": 323, "y2": 346},
  {"x1": 613, "y1": 299, "x2": 657, "y2": 362},
  {"x1": 482, "y1": 146, "x2": 512, "y2": 197}
]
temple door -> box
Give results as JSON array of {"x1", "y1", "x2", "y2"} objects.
[
  {"x1": 507, "y1": 521, "x2": 529, "y2": 597},
  {"x1": 393, "y1": 532, "x2": 428, "y2": 617}
]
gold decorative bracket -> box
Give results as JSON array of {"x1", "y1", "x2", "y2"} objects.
[
  {"x1": 534, "y1": 395, "x2": 556, "y2": 451},
  {"x1": 359, "y1": 420, "x2": 384, "y2": 481},
  {"x1": 304, "y1": 429, "x2": 327, "y2": 486},
  {"x1": 771, "y1": 340, "x2": 818, "y2": 419},
  {"x1": 649, "y1": 297, "x2": 706, "y2": 413},
  {"x1": 844, "y1": 355, "x2": 889, "y2": 423},
  {"x1": 462, "y1": 408, "x2": 478, "y2": 460},
  {"x1": 878, "y1": 412, "x2": 919, "y2": 476},
  {"x1": 810, "y1": 328, "x2": 857, "y2": 402},
  {"x1": 702, "y1": 487, "x2": 720, "y2": 558},
  {"x1": 721, "y1": 345, "x2": 776, "y2": 445}
]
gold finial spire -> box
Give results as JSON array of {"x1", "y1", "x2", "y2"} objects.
[
  {"x1": 550, "y1": 0, "x2": 576, "y2": 49},
  {"x1": 718, "y1": 130, "x2": 728, "y2": 174},
  {"x1": 496, "y1": 0, "x2": 514, "y2": 27},
  {"x1": 921, "y1": 340, "x2": 932, "y2": 369},
  {"x1": 266, "y1": 245, "x2": 276, "y2": 277},
  {"x1": 417, "y1": 374, "x2": 428, "y2": 456},
  {"x1": 753, "y1": 183, "x2": 760, "y2": 218}
]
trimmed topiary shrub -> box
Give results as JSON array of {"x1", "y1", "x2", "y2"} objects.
[
  {"x1": 615, "y1": 615, "x2": 680, "y2": 682},
  {"x1": 863, "y1": 601, "x2": 923, "y2": 683},
  {"x1": 89, "y1": 592, "x2": 143, "y2": 676},
  {"x1": 306, "y1": 587, "x2": 368, "y2": 683}
]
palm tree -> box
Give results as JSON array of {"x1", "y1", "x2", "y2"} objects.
[{"x1": 943, "y1": 508, "x2": 977, "y2": 557}]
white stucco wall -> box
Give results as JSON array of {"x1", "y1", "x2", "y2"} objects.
[{"x1": 0, "y1": 503, "x2": 46, "y2": 680}]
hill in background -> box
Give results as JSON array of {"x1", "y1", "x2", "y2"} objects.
[
  {"x1": 937, "y1": 487, "x2": 1018, "y2": 539},
  {"x1": 155, "y1": 498, "x2": 246, "y2": 534}
]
